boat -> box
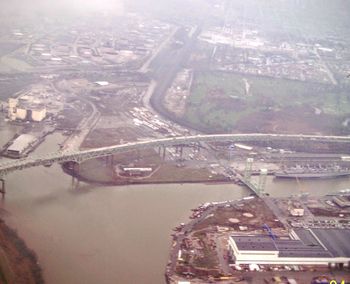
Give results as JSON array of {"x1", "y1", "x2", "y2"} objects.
[{"x1": 274, "y1": 165, "x2": 350, "y2": 179}]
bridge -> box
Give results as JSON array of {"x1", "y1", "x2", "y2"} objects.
[{"x1": 0, "y1": 133, "x2": 349, "y2": 195}]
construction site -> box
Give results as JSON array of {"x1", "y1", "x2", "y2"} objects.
[{"x1": 166, "y1": 191, "x2": 350, "y2": 284}]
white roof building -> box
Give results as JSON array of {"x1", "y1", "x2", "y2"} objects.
[
  {"x1": 229, "y1": 228, "x2": 350, "y2": 266},
  {"x1": 7, "y1": 134, "x2": 36, "y2": 154}
]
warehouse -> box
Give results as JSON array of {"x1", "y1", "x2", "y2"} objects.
[
  {"x1": 229, "y1": 228, "x2": 350, "y2": 267},
  {"x1": 4, "y1": 134, "x2": 37, "y2": 158}
]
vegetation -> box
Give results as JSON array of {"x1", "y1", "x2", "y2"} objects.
[{"x1": 184, "y1": 71, "x2": 350, "y2": 133}]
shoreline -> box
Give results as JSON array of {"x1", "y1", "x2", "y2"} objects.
[
  {"x1": 61, "y1": 162, "x2": 235, "y2": 187},
  {"x1": 0, "y1": 217, "x2": 44, "y2": 284}
]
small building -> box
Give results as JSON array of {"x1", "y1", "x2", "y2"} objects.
[
  {"x1": 289, "y1": 208, "x2": 304, "y2": 217},
  {"x1": 234, "y1": 143, "x2": 253, "y2": 151},
  {"x1": 120, "y1": 167, "x2": 153, "y2": 176},
  {"x1": 94, "y1": 81, "x2": 109, "y2": 87}
]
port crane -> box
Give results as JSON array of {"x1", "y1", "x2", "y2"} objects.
[{"x1": 262, "y1": 224, "x2": 277, "y2": 240}]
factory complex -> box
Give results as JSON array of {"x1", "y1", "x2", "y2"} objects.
[
  {"x1": 167, "y1": 193, "x2": 350, "y2": 284},
  {"x1": 8, "y1": 97, "x2": 46, "y2": 122}
]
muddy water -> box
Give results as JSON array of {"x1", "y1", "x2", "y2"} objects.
[{"x1": 0, "y1": 132, "x2": 350, "y2": 284}]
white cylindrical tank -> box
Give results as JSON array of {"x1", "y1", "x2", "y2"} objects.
[
  {"x1": 16, "y1": 108, "x2": 27, "y2": 120},
  {"x1": 31, "y1": 108, "x2": 46, "y2": 121},
  {"x1": 8, "y1": 111, "x2": 17, "y2": 121},
  {"x1": 8, "y1": 98, "x2": 18, "y2": 108}
]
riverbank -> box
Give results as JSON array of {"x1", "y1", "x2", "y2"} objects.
[
  {"x1": 62, "y1": 161, "x2": 232, "y2": 187},
  {"x1": 0, "y1": 217, "x2": 44, "y2": 284}
]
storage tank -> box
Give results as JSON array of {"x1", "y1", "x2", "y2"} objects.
[
  {"x1": 16, "y1": 108, "x2": 27, "y2": 120},
  {"x1": 8, "y1": 98, "x2": 18, "y2": 120},
  {"x1": 31, "y1": 108, "x2": 46, "y2": 121},
  {"x1": 8, "y1": 98, "x2": 18, "y2": 108},
  {"x1": 8, "y1": 111, "x2": 17, "y2": 121}
]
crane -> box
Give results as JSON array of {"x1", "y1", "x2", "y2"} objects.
[{"x1": 262, "y1": 224, "x2": 277, "y2": 240}]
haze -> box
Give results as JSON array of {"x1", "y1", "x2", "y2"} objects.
[{"x1": 0, "y1": 1, "x2": 349, "y2": 284}]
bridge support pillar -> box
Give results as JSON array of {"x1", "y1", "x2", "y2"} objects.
[
  {"x1": 244, "y1": 158, "x2": 254, "y2": 182},
  {"x1": 0, "y1": 179, "x2": 5, "y2": 198},
  {"x1": 257, "y1": 169, "x2": 267, "y2": 196},
  {"x1": 179, "y1": 145, "x2": 183, "y2": 159},
  {"x1": 162, "y1": 146, "x2": 166, "y2": 160},
  {"x1": 71, "y1": 176, "x2": 80, "y2": 189},
  {"x1": 105, "y1": 155, "x2": 114, "y2": 167}
]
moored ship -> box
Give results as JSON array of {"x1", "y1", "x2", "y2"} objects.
[{"x1": 274, "y1": 165, "x2": 350, "y2": 179}]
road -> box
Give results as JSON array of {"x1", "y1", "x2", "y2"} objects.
[
  {"x1": 51, "y1": 79, "x2": 101, "y2": 151},
  {"x1": 1, "y1": 133, "x2": 350, "y2": 176}
]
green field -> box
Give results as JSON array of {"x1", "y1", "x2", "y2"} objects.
[{"x1": 184, "y1": 71, "x2": 350, "y2": 133}]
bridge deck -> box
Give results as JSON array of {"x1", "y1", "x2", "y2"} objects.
[{"x1": 1, "y1": 133, "x2": 349, "y2": 177}]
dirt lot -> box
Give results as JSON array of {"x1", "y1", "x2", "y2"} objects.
[
  {"x1": 81, "y1": 127, "x2": 141, "y2": 148},
  {"x1": 193, "y1": 198, "x2": 284, "y2": 232}
]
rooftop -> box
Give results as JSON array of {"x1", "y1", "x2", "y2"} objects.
[
  {"x1": 311, "y1": 228, "x2": 350, "y2": 257},
  {"x1": 7, "y1": 134, "x2": 36, "y2": 153},
  {"x1": 231, "y1": 228, "x2": 350, "y2": 258},
  {"x1": 232, "y1": 236, "x2": 278, "y2": 251}
]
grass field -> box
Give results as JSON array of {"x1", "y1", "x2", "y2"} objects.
[{"x1": 184, "y1": 71, "x2": 350, "y2": 134}]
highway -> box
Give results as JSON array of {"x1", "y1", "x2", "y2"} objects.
[{"x1": 1, "y1": 133, "x2": 350, "y2": 177}]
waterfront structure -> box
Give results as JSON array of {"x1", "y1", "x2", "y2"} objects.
[
  {"x1": 3, "y1": 134, "x2": 37, "y2": 158},
  {"x1": 229, "y1": 228, "x2": 350, "y2": 267}
]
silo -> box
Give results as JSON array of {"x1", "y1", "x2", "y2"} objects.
[
  {"x1": 16, "y1": 108, "x2": 27, "y2": 120},
  {"x1": 31, "y1": 108, "x2": 46, "y2": 121}
]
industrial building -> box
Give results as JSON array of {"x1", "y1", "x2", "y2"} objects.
[
  {"x1": 229, "y1": 228, "x2": 350, "y2": 267},
  {"x1": 118, "y1": 166, "x2": 153, "y2": 177},
  {"x1": 4, "y1": 134, "x2": 37, "y2": 158},
  {"x1": 8, "y1": 97, "x2": 47, "y2": 122},
  {"x1": 332, "y1": 196, "x2": 350, "y2": 208}
]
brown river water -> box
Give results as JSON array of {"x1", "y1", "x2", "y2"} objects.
[{"x1": 0, "y1": 130, "x2": 349, "y2": 284}]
